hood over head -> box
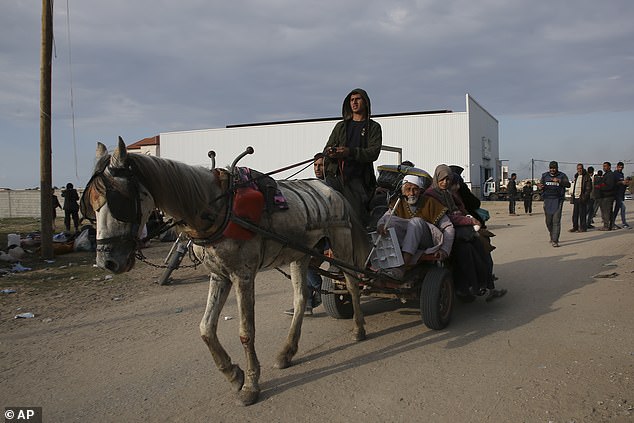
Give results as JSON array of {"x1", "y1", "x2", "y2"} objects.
[
  {"x1": 342, "y1": 88, "x2": 371, "y2": 121},
  {"x1": 432, "y1": 164, "x2": 453, "y2": 190}
]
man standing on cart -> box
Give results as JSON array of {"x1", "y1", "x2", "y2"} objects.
[{"x1": 323, "y1": 88, "x2": 382, "y2": 226}]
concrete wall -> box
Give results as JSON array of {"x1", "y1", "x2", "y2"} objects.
[{"x1": 0, "y1": 189, "x2": 82, "y2": 218}]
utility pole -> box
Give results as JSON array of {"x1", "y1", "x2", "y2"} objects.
[
  {"x1": 40, "y1": 0, "x2": 53, "y2": 259},
  {"x1": 531, "y1": 158, "x2": 534, "y2": 182}
]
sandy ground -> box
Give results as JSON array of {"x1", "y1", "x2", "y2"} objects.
[{"x1": 1, "y1": 201, "x2": 633, "y2": 422}]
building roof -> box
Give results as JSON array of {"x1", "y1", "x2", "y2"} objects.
[{"x1": 127, "y1": 135, "x2": 160, "y2": 149}]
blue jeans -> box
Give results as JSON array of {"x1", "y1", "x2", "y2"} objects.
[
  {"x1": 307, "y1": 267, "x2": 322, "y2": 307},
  {"x1": 613, "y1": 197, "x2": 628, "y2": 226}
]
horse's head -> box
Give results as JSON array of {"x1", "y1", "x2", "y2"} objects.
[{"x1": 81, "y1": 137, "x2": 155, "y2": 274}]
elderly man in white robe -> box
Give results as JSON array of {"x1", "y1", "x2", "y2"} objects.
[{"x1": 376, "y1": 174, "x2": 454, "y2": 279}]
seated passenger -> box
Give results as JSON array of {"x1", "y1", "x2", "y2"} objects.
[
  {"x1": 425, "y1": 165, "x2": 506, "y2": 301},
  {"x1": 376, "y1": 175, "x2": 455, "y2": 279}
]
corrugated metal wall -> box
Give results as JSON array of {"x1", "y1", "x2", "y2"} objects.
[{"x1": 160, "y1": 95, "x2": 497, "y2": 195}]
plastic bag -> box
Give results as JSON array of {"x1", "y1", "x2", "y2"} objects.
[{"x1": 74, "y1": 229, "x2": 92, "y2": 252}]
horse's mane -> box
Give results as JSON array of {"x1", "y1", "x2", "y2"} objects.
[
  {"x1": 128, "y1": 153, "x2": 218, "y2": 225},
  {"x1": 92, "y1": 152, "x2": 219, "y2": 229}
]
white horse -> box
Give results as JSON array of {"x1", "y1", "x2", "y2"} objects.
[{"x1": 82, "y1": 138, "x2": 369, "y2": 405}]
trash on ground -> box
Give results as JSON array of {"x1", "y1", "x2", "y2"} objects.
[
  {"x1": 7, "y1": 233, "x2": 21, "y2": 248},
  {"x1": 8, "y1": 246, "x2": 25, "y2": 260},
  {"x1": 104, "y1": 275, "x2": 113, "y2": 280},
  {"x1": 224, "y1": 316, "x2": 233, "y2": 321},
  {"x1": 594, "y1": 272, "x2": 619, "y2": 279},
  {"x1": 11, "y1": 263, "x2": 32, "y2": 272},
  {"x1": 0, "y1": 251, "x2": 18, "y2": 263},
  {"x1": 175, "y1": 307, "x2": 183, "y2": 313},
  {"x1": 15, "y1": 312, "x2": 35, "y2": 319},
  {"x1": 1, "y1": 289, "x2": 17, "y2": 294}
]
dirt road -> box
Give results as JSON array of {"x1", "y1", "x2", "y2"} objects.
[{"x1": 1, "y1": 202, "x2": 633, "y2": 422}]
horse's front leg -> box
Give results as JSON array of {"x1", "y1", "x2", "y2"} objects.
[
  {"x1": 233, "y1": 270, "x2": 261, "y2": 406},
  {"x1": 275, "y1": 258, "x2": 309, "y2": 369},
  {"x1": 199, "y1": 274, "x2": 245, "y2": 394},
  {"x1": 344, "y1": 273, "x2": 366, "y2": 341}
]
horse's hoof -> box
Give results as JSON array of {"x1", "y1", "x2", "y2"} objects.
[
  {"x1": 354, "y1": 328, "x2": 366, "y2": 341},
  {"x1": 236, "y1": 388, "x2": 260, "y2": 406},
  {"x1": 274, "y1": 354, "x2": 292, "y2": 369},
  {"x1": 230, "y1": 367, "x2": 245, "y2": 392}
]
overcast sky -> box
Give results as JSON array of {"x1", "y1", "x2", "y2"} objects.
[{"x1": 1, "y1": 0, "x2": 633, "y2": 189}]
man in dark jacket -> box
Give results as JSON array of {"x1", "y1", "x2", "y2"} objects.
[
  {"x1": 507, "y1": 173, "x2": 518, "y2": 215},
  {"x1": 597, "y1": 162, "x2": 617, "y2": 230},
  {"x1": 585, "y1": 166, "x2": 595, "y2": 228},
  {"x1": 521, "y1": 181, "x2": 534, "y2": 215},
  {"x1": 612, "y1": 161, "x2": 630, "y2": 229},
  {"x1": 62, "y1": 182, "x2": 80, "y2": 232},
  {"x1": 539, "y1": 161, "x2": 570, "y2": 247},
  {"x1": 569, "y1": 163, "x2": 593, "y2": 232},
  {"x1": 324, "y1": 88, "x2": 382, "y2": 226}
]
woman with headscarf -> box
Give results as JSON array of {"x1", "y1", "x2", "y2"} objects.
[{"x1": 425, "y1": 165, "x2": 506, "y2": 301}]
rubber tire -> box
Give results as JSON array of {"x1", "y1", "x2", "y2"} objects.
[
  {"x1": 322, "y1": 277, "x2": 354, "y2": 319},
  {"x1": 532, "y1": 193, "x2": 541, "y2": 201},
  {"x1": 158, "y1": 250, "x2": 184, "y2": 286},
  {"x1": 489, "y1": 193, "x2": 498, "y2": 201},
  {"x1": 420, "y1": 267, "x2": 454, "y2": 330}
]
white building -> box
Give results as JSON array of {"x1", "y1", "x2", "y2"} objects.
[{"x1": 160, "y1": 94, "x2": 499, "y2": 198}]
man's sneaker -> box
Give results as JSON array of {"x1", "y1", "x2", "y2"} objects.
[
  {"x1": 613, "y1": 224, "x2": 622, "y2": 230},
  {"x1": 568, "y1": 228, "x2": 578, "y2": 232},
  {"x1": 623, "y1": 224, "x2": 631, "y2": 229},
  {"x1": 552, "y1": 241, "x2": 560, "y2": 247}
]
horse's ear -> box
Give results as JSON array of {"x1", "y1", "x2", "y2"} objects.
[
  {"x1": 96, "y1": 142, "x2": 108, "y2": 160},
  {"x1": 110, "y1": 136, "x2": 128, "y2": 168}
]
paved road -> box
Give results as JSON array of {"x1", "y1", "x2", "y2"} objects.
[{"x1": 2, "y1": 202, "x2": 633, "y2": 422}]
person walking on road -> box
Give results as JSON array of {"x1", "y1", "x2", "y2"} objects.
[
  {"x1": 522, "y1": 180, "x2": 533, "y2": 215},
  {"x1": 539, "y1": 161, "x2": 570, "y2": 247},
  {"x1": 507, "y1": 173, "x2": 518, "y2": 215},
  {"x1": 612, "y1": 161, "x2": 630, "y2": 229}
]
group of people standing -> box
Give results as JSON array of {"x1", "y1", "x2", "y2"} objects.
[{"x1": 508, "y1": 161, "x2": 631, "y2": 248}]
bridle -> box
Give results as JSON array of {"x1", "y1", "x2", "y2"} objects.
[{"x1": 80, "y1": 164, "x2": 144, "y2": 250}]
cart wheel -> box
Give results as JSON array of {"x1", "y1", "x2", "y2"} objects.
[
  {"x1": 420, "y1": 267, "x2": 454, "y2": 330},
  {"x1": 489, "y1": 193, "x2": 498, "y2": 201},
  {"x1": 532, "y1": 193, "x2": 541, "y2": 201},
  {"x1": 322, "y1": 277, "x2": 353, "y2": 319}
]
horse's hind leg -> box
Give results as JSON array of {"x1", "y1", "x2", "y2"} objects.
[
  {"x1": 200, "y1": 274, "x2": 245, "y2": 394},
  {"x1": 233, "y1": 271, "x2": 261, "y2": 406},
  {"x1": 275, "y1": 258, "x2": 309, "y2": 369}
]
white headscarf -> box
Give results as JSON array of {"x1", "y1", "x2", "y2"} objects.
[{"x1": 403, "y1": 174, "x2": 422, "y2": 187}]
